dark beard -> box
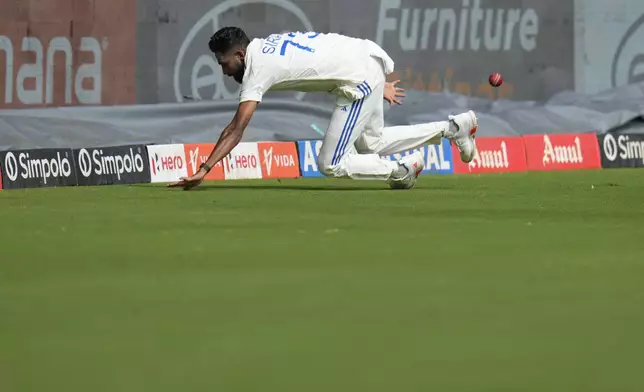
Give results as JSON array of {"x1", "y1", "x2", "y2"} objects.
[{"x1": 233, "y1": 67, "x2": 244, "y2": 84}]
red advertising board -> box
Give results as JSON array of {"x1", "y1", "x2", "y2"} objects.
[
  {"x1": 183, "y1": 144, "x2": 225, "y2": 181},
  {"x1": 523, "y1": 134, "x2": 601, "y2": 171},
  {"x1": 183, "y1": 142, "x2": 300, "y2": 182},
  {"x1": 258, "y1": 142, "x2": 300, "y2": 179},
  {"x1": 452, "y1": 137, "x2": 527, "y2": 174}
]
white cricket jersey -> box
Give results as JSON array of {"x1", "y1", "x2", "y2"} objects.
[{"x1": 239, "y1": 32, "x2": 394, "y2": 103}]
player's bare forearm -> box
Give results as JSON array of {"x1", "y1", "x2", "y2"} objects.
[
  {"x1": 199, "y1": 126, "x2": 243, "y2": 173},
  {"x1": 197, "y1": 100, "x2": 258, "y2": 175},
  {"x1": 167, "y1": 101, "x2": 258, "y2": 190}
]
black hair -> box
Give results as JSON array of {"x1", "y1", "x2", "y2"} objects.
[{"x1": 208, "y1": 26, "x2": 250, "y2": 54}]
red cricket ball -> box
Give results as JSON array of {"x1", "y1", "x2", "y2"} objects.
[{"x1": 489, "y1": 72, "x2": 503, "y2": 87}]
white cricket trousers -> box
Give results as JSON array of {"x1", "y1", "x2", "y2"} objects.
[{"x1": 317, "y1": 61, "x2": 451, "y2": 180}]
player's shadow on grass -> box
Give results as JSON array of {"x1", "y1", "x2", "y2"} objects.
[
  {"x1": 173, "y1": 184, "x2": 390, "y2": 191},
  {"x1": 138, "y1": 183, "x2": 450, "y2": 192}
]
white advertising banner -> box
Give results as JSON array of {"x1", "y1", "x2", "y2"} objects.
[{"x1": 147, "y1": 144, "x2": 188, "y2": 183}]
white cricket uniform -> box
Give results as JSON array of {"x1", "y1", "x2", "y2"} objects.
[{"x1": 240, "y1": 32, "x2": 449, "y2": 179}]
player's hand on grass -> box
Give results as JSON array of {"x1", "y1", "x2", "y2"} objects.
[
  {"x1": 167, "y1": 171, "x2": 206, "y2": 190},
  {"x1": 384, "y1": 80, "x2": 405, "y2": 105}
]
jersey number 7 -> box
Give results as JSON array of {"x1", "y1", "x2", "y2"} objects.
[{"x1": 280, "y1": 32, "x2": 319, "y2": 56}]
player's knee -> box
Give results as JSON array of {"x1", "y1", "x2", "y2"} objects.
[
  {"x1": 354, "y1": 137, "x2": 380, "y2": 155},
  {"x1": 317, "y1": 156, "x2": 340, "y2": 177},
  {"x1": 355, "y1": 144, "x2": 377, "y2": 154}
]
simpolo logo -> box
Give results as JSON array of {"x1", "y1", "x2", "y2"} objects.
[
  {"x1": 77, "y1": 148, "x2": 145, "y2": 180},
  {"x1": 4, "y1": 152, "x2": 18, "y2": 181},
  {"x1": 612, "y1": 13, "x2": 644, "y2": 87},
  {"x1": 603, "y1": 133, "x2": 618, "y2": 161},
  {"x1": 4, "y1": 151, "x2": 72, "y2": 184},
  {"x1": 174, "y1": 0, "x2": 314, "y2": 102},
  {"x1": 603, "y1": 133, "x2": 644, "y2": 163}
]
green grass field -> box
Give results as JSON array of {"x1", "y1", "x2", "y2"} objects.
[{"x1": 2, "y1": 169, "x2": 644, "y2": 391}]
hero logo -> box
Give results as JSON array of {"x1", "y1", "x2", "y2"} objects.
[
  {"x1": 603, "y1": 133, "x2": 644, "y2": 163},
  {"x1": 376, "y1": 0, "x2": 539, "y2": 52},
  {"x1": 542, "y1": 135, "x2": 583, "y2": 166},
  {"x1": 612, "y1": 14, "x2": 644, "y2": 88},
  {"x1": 77, "y1": 148, "x2": 145, "y2": 180},
  {"x1": 263, "y1": 146, "x2": 296, "y2": 175},
  {"x1": 226, "y1": 153, "x2": 258, "y2": 170},
  {"x1": 469, "y1": 141, "x2": 508, "y2": 171},
  {"x1": 174, "y1": 0, "x2": 314, "y2": 102},
  {"x1": 3, "y1": 151, "x2": 72, "y2": 184},
  {"x1": 151, "y1": 153, "x2": 184, "y2": 175}
]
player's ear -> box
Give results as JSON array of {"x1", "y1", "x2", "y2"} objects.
[{"x1": 236, "y1": 47, "x2": 246, "y2": 61}]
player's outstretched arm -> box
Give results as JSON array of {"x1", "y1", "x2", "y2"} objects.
[
  {"x1": 168, "y1": 100, "x2": 259, "y2": 190},
  {"x1": 383, "y1": 80, "x2": 405, "y2": 105}
]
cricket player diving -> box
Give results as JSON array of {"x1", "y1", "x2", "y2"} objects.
[{"x1": 169, "y1": 27, "x2": 478, "y2": 190}]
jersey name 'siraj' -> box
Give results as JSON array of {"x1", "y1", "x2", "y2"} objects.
[{"x1": 239, "y1": 31, "x2": 395, "y2": 103}]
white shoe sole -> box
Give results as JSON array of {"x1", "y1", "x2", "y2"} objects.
[
  {"x1": 388, "y1": 151, "x2": 424, "y2": 190},
  {"x1": 449, "y1": 110, "x2": 478, "y2": 163}
]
